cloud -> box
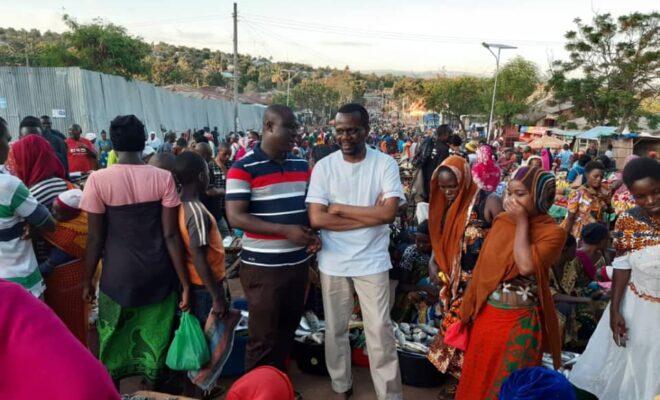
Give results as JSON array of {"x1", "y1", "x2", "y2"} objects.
[{"x1": 320, "y1": 41, "x2": 372, "y2": 47}]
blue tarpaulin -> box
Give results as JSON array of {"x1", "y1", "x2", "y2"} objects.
[{"x1": 577, "y1": 126, "x2": 618, "y2": 140}]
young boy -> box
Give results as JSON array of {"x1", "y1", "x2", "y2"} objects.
[
  {"x1": 173, "y1": 151, "x2": 228, "y2": 325},
  {"x1": 391, "y1": 221, "x2": 435, "y2": 322}
]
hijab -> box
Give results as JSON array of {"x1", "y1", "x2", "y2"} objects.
[
  {"x1": 541, "y1": 148, "x2": 552, "y2": 171},
  {"x1": 6, "y1": 135, "x2": 66, "y2": 187},
  {"x1": 428, "y1": 156, "x2": 479, "y2": 303},
  {"x1": 460, "y1": 166, "x2": 565, "y2": 369},
  {"x1": 226, "y1": 366, "x2": 295, "y2": 400},
  {"x1": 0, "y1": 279, "x2": 120, "y2": 400},
  {"x1": 472, "y1": 145, "x2": 501, "y2": 192}
]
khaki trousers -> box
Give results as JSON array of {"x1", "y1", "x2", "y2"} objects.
[{"x1": 321, "y1": 271, "x2": 403, "y2": 400}]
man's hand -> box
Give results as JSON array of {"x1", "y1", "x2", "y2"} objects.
[
  {"x1": 211, "y1": 296, "x2": 228, "y2": 318},
  {"x1": 281, "y1": 225, "x2": 316, "y2": 247},
  {"x1": 307, "y1": 234, "x2": 322, "y2": 253}
]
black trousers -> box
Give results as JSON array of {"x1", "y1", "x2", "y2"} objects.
[{"x1": 240, "y1": 261, "x2": 308, "y2": 372}]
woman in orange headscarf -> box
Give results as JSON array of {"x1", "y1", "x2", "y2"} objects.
[
  {"x1": 455, "y1": 166, "x2": 566, "y2": 399},
  {"x1": 426, "y1": 156, "x2": 503, "y2": 387}
]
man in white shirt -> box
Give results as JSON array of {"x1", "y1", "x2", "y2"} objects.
[{"x1": 307, "y1": 103, "x2": 404, "y2": 400}]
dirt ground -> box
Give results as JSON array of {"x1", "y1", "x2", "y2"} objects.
[{"x1": 120, "y1": 277, "x2": 445, "y2": 399}]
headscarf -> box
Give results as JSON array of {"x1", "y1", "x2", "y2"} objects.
[
  {"x1": 541, "y1": 148, "x2": 552, "y2": 171},
  {"x1": 226, "y1": 366, "x2": 294, "y2": 400},
  {"x1": 6, "y1": 135, "x2": 66, "y2": 187},
  {"x1": 472, "y1": 145, "x2": 501, "y2": 192},
  {"x1": 499, "y1": 367, "x2": 576, "y2": 400},
  {"x1": 460, "y1": 166, "x2": 565, "y2": 369},
  {"x1": 0, "y1": 280, "x2": 120, "y2": 400},
  {"x1": 429, "y1": 156, "x2": 479, "y2": 307}
]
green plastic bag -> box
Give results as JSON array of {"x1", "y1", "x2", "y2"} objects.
[{"x1": 166, "y1": 311, "x2": 211, "y2": 371}]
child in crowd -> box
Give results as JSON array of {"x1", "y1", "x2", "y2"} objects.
[
  {"x1": 39, "y1": 189, "x2": 90, "y2": 344},
  {"x1": 391, "y1": 221, "x2": 436, "y2": 322},
  {"x1": 173, "y1": 151, "x2": 228, "y2": 325},
  {"x1": 551, "y1": 224, "x2": 609, "y2": 350}
]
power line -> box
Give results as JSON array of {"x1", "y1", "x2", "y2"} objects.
[
  {"x1": 244, "y1": 20, "x2": 338, "y2": 67},
  {"x1": 242, "y1": 13, "x2": 564, "y2": 47}
]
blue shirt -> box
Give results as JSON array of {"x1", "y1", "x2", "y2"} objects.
[{"x1": 558, "y1": 150, "x2": 573, "y2": 170}]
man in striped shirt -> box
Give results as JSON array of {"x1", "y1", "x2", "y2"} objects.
[
  {"x1": 0, "y1": 117, "x2": 54, "y2": 297},
  {"x1": 226, "y1": 105, "x2": 319, "y2": 373}
]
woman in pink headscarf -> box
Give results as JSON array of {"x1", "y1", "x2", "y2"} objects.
[
  {"x1": 541, "y1": 148, "x2": 553, "y2": 172},
  {"x1": 471, "y1": 144, "x2": 501, "y2": 193}
]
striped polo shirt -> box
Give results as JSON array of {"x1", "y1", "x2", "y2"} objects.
[{"x1": 226, "y1": 143, "x2": 311, "y2": 267}]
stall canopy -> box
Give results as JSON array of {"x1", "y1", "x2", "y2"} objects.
[
  {"x1": 577, "y1": 126, "x2": 618, "y2": 140},
  {"x1": 528, "y1": 135, "x2": 567, "y2": 149}
]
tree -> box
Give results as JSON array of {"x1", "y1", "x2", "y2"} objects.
[
  {"x1": 548, "y1": 12, "x2": 659, "y2": 129},
  {"x1": 51, "y1": 15, "x2": 152, "y2": 79},
  {"x1": 423, "y1": 76, "x2": 489, "y2": 131},
  {"x1": 491, "y1": 57, "x2": 540, "y2": 125},
  {"x1": 271, "y1": 92, "x2": 294, "y2": 109},
  {"x1": 291, "y1": 80, "x2": 340, "y2": 119}
]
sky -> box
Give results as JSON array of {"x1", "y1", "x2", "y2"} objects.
[{"x1": 5, "y1": 0, "x2": 657, "y2": 75}]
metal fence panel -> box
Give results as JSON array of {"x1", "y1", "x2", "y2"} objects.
[{"x1": 0, "y1": 67, "x2": 265, "y2": 139}]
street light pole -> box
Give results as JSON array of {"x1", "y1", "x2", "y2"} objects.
[{"x1": 482, "y1": 42, "x2": 516, "y2": 142}]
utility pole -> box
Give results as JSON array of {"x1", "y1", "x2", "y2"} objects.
[
  {"x1": 24, "y1": 31, "x2": 30, "y2": 67},
  {"x1": 283, "y1": 69, "x2": 299, "y2": 107},
  {"x1": 233, "y1": 2, "x2": 238, "y2": 134}
]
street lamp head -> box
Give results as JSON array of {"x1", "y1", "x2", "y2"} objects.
[{"x1": 482, "y1": 42, "x2": 517, "y2": 50}]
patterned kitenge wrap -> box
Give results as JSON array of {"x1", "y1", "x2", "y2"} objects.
[
  {"x1": 456, "y1": 166, "x2": 566, "y2": 399},
  {"x1": 98, "y1": 291, "x2": 176, "y2": 381}
]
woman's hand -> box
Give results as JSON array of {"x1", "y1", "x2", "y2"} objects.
[
  {"x1": 610, "y1": 311, "x2": 628, "y2": 347},
  {"x1": 428, "y1": 254, "x2": 440, "y2": 286},
  {"x1": 179, "y1": 286, "x2": 191, "y2": 312},
  {"x1": 504, "y1": 197, "x2": 528, "y2": 221},
  {"x1": 82, "y1": 281, "x2": 96, "y2": 304}
]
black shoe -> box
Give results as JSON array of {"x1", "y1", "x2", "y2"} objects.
[{"x1": 342, "y1": 387, "x2": 353, "y2": 399}]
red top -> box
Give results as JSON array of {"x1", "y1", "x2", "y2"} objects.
[{"x1": 65, "y1": 137, "x2": 96, "y2": 173}]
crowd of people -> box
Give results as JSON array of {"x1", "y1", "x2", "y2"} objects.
[{"x1": 0, "y1": 103, "x2": 658, "y2": 400}]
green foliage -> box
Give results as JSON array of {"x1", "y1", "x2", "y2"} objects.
[
  {"x1": 271, "y1": 92, "x2": 293, "y2": 109},
  {"x1": 291, "y1": 80, "x2": 340, "y2": 118},
  {"x1": 423, "y1": 76, "x2": 489, "y2": 131},
  {"x1": 56, "y1": 15, "x2": 151, "y2": 79},
  {"x1": 491, "y1": 56, "x2": 540, "y2": 125},
  {"x1": 549, "y1": 12, "x2": 659, "y2": 129}
]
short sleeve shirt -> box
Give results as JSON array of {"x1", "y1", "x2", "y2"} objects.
[
  {"x1": 226, "y1": 143, "x2": 311, "y2": 267},
  {"x1": 80, "y1": 164, "x2": 180, "y2": 212},
  {"x1": 306, "y1": 147, "x2": 406, "y2": 277},
  {"x1": 65, "y1": 138, "x2": 97, "y2": 173},
  {"x1": 0, "y1": 173, "x2": 50, "y2": 296}
]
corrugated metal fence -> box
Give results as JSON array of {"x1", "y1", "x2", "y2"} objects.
[{"x1": 0, "y1": 67, "x2": 266, "y2": 137}]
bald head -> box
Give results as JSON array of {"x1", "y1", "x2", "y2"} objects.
[
  {"x1": 194, "y1": 142, "x2": 213, "y2": 162},
  {"x1": 69, "y1": 124, "x2": 82, "y2": 140},
  {"x1": 148, "y1": 152, "x2": 177, "y2": 172},
  {"x1": 262, "y1": 104, "x2": 298, "y2": 154},
  {"x1": 263, "y1": 104, "x2": 295, "y2": 129}
]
